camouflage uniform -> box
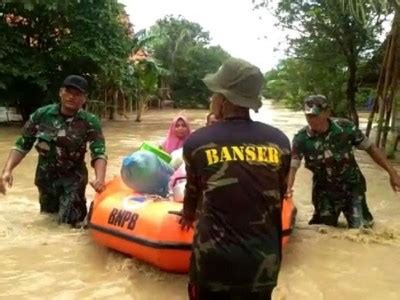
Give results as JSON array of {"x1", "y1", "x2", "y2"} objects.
[
  {"x1": 183, "y1": 118, "x2": 291, "y2": 297},
  {"x1": 291, "y1": 118, "x2": 373, "y2": 228},
  {"x1": 13, "y1": 104, "x2": 106, "y2": 225}
]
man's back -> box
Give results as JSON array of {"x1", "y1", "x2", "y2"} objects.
[{"x1": 183, "y1": 118, "x2": 291, "y2": 292}]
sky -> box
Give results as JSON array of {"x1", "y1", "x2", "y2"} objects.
[{"x1": 118, "y1": 0, "x2": 287, "y2": 73}]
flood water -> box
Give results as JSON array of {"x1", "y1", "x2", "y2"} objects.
[{"x1": 1, "y1": 101, "x2": 400, "y2": 299}]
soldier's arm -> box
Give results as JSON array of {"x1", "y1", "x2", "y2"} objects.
[
  {"x1": 286, "y1": 169, "x2": 297, "y2": 197},
  {"x1": 0, "y1": 151, "x2": 25, "y2": 194},
  {"x1": 366, "y1": 145, "x2": 400, "y2": 192},
  {"x1": 87, "y1": 116, "x2": 107, "y2": 190},
  {"x1": 12, "y1": 110, "x2": 40, "y2": 156},
  {"x1": 349, "y1": 122, "x2": 372, "y2": 150},
  {"x1": 182, "y1": 143, "x2": 201, "y2": 222},
  {"x1": 2, "y1": 151, "x2": 25, "y2": 174},
  {"x1": 1, "y1": 111, "x2": 40, "y2": 194},
  {"x1": 349, "y1": 122, "x2": 395, "y2": 174},
  {"x1": 87, "y1": 116, "x2": 107, "y2": 164},
  {"x1": 92, "y1": 159, "x2": 107, "y2": 185},
  {"x1": 366, "y1": 145, "x2": 398, "y2": 176},
  {"x1": 350, "y1": 123, "x2": 400, "y2": 191},
  {"x1": 6, "y1": 109, "x2": 41, "y2": 169},
  {"x1": 279, "y1": 135, "x2": 291, "y2": 197},
  {"x1": 286, "y1": 135, "x2": 303, "y2": 197}
]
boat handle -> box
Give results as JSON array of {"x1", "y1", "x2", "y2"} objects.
[
  {"x1": 168, "y1": 210, "x2": 183, "y2": 217},
  {"x1": 171, "y1": 176, "x2": 187, "y2": 187}
]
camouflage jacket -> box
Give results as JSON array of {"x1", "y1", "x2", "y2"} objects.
[
  {"x1": 291, "y1": 118, "x2": 371, "y2": 188},
  {"x1": 13, "y1": 104, "x2": 106, "y2": 182},
  {"x1": 183, "y1": 118, "x2": 291, "y2": 292}
]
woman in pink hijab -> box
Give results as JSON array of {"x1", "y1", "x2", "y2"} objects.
[{"x1": 161, "y1": 116, "x2": 191, "y2": 154}]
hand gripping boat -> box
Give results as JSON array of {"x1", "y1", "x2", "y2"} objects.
[{"x1": 88, "y1": 177, "x2": 296, "y2": 273}]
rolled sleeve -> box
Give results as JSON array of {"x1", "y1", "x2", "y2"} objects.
[
  {"x1": 355, "y1": 136, "x2": 372, "y2": 150},
  {"x1": 290, "y1": 158, "x2": 302, "y2": 169},
  {"x1": 13, "y1": 111, "x2": 40, "y2": 155},
  {"x1": 87, "y1": 116, "x2": 107, "y2": 165},
  {"x1": 290, "y1": 135, "x2": 303, "y2": 169},
  {"x1": 12, "y1": 143, "x2": 32, "y2": 155},
  {"x1": 350, "y1": 124, "x2": 372, "y2": 150}
]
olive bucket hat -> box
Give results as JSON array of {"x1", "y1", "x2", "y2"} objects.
[{"x1": 202, "y1": 58, "x2": 264, "y2": 112}]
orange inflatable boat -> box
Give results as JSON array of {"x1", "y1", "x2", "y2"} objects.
[{"x1": 88, "y1": 177, "x2": 296, "y2": 273}]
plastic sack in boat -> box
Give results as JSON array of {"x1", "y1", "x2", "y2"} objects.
[
  {"x1": 169, "y1": 163, "x2": 186, "y2": 202},
  {"x1": 170, "y1": 148, "x2": 184, "y2": 170},
  {"x1": 121, "y1": 150, "x2": 174, "y2": 197}
]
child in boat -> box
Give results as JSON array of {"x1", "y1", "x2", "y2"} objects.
[
  {"x1": 160, "y1": 116, "x2": 191, "y2": 154},
  {"x1": 206, "y1": 112, "x2": 218, "y2": 126}
]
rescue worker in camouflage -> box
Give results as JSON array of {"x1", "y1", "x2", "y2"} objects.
[
  {"x1": 287, "y1": 95, "x2": 400, "y2": 228},
  {"x1": 180, "y1": 58, "x2": 291, "y2": 300},
  {"x1": 0, "y1": 75, "x2": 107, "y2": 226}
]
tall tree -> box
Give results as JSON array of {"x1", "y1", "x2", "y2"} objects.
[
  {"x1": 263, "y1": 57, "x2": 348, "y2": 114},
  {"x1": 339, "y1": 0, "x2": 400, "y2": 148},
  {"x1": 0, "y1": 0, "x2": 133, "y2": 120},
  {"x1": 148, "y1": 15, "x2": 230, "y2": 108},
  {"x1": 131, "y1": 57, "x2": 165, "y2": 122},
  {"x1": 254, "y1": 0, "x2": 385, "y2": 126},
  {"x1": 148, "y1": 16, "x2": 209, "y2": 81}
]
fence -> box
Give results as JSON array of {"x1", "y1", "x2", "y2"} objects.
[{"x1": 0, "y1": 106, "x2": 23, "y2": 122}]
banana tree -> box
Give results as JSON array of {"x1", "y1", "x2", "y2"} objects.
[{"x1": 132, "y1": 57, "x2": 168, "y2": 122}]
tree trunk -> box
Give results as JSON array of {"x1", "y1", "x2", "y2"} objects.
[
  {"x1": 346, "y1": 57, "x2": 359, "y2": 126},
  {"x1": 366, "y1": 32, "x2": 392, "y2": 137},
  {"x1": 136, "y1": 96, "x2": 144, "y2": 122},
  {"x1": 113, "y1": 89, "x2": 118, "y2": 120},
  {"x1": 365, "y1": 96, "x2": 379, "y2": 137},
  {"x1": 390, "y1": 95, "x2": 397, "y2": 131},
  {"x1": 375, "y1": 13, "x2": 399, "y2": 147},
  {"x1": 103, "y1": 88, "x2": 107, "y2": 119},
  {"x1": 108, "y1": 88, "x2": 118, "y2": 120},
  {"x1": 121, "y1": 88, "x2": 126, "y2": 116},
  {"x1": 128, "y1": 93, "x2": 133, "y2": 113},
  {"x1": 381, "y1": 93, "x2": 395, "y2": 149},
  {"x1": 108, "y1": 89, "x2": 113, "y2": 120}
]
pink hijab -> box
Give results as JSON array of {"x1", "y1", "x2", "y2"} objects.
[{"x1": 162, "y1": 116, "x2": 191, "y2": 154}]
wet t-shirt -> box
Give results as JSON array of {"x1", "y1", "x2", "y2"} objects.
[{"x1": 182, "y1": 117, "x2": 291, "y2": 292}]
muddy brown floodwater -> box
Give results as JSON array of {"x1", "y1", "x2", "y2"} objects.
[{"x1": 1, "y1": 101, "x2": 400, "y2": 299}]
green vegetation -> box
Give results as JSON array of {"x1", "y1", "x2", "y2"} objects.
[
  {"x1": 148, "y1": 15, "x2": 230, "y2": 108},
  {"x1": 1, "y1": 0, "x2": 396, "y2": 129},
  {"x1": 0, "y1": 0, "x2": 133, "y2": 120},
  {"x1": 254, "y1": 0, "x2": 392, "y2": 126},
  {"x1": 0, "y1": 2, "x2": 229, "y2": 121}
]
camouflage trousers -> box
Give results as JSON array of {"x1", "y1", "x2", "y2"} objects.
[
  {"x1": 35, "y1": 167, "x2": 88, "y2": 226},
  {"x1": 309, "y1": 183, "x2": 373, "y2": 228}
]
